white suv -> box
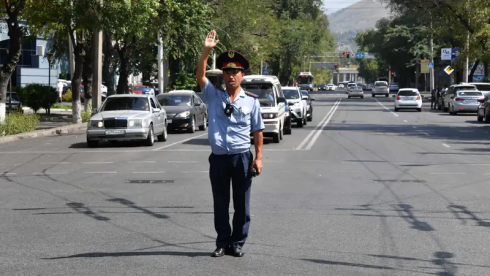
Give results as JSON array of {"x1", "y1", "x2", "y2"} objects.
[
  {"x1": 241, "y1": 75, "x2": 287, "y2": 143},
  {"x1": 282, "y1": 86, "x2": 307, "y2": 127}
]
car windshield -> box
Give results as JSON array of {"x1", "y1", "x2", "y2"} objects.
[
  {"x1": 102, "y1": 97, "x2": 150, "y2": 111},
  {"x1": 455, "y1": 86, "x2": 476, "y2": 92},
  {"x1": 473, "y1": 84, "x2": 490, "y2": 91},
  {"x1": 301, "y1": 91, "x2": 308, "y2": 97},
  {"x1": 157, "y1": 95, "x2": 192, "y2": 106},
  {"x1": 458, "y1": 91, "x2": 482, "y2": 96},
  {"x1": 283, "y1": 89, "x2": 300, "y2": 99},
  {"x1": 375, "y1": 82, "x2": 387, "y2": 87},
  {"x1": 398, "y1": 90, "x2": 418, "y2": 96},
  {"x1": 348, "y1": 84, "x2": 356, "y2": 88},
  {"x1": 241, "y1": 84, "x2": 275, "y2": 106}
]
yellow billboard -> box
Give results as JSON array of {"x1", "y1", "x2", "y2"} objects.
[{"x1": 421, "y1": 60, "x2": 429, "y2": 73}]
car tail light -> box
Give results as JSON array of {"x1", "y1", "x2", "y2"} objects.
[
  {"x1": 455, "y1": 98, "x2": 464, "y2": 101},
  {"x1": 396, "y1": 95, "x2": 400, "y2": 100},
  {"x1": 416, "y1": 95, "x2": 421, "y2": 100},
  {"x1": 478, "y1": 98, "x2": 484, "y2": 101}
]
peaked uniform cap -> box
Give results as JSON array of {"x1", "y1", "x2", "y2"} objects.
[{"x1": 216, "y1": 50, "x2": 250, "y2": 71}]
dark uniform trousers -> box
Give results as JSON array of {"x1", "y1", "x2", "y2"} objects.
[{"x1": 209, "y1": 150, "x2": 253, "y2": 249}]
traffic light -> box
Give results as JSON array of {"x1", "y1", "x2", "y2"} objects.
[
  {"x1": 343, "y1": 52, "x2": 350, "y2": 58},
  {"x1": 334, "y1": 63, "x2": 339, "y2": 70}
]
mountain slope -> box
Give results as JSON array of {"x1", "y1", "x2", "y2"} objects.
[{"x1": 328, "y1": 0, "x2": 390, "y2": 33}]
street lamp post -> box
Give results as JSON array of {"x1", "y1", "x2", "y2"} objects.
[{"x1": 47, "y1": 53, "x2": 53, "y2": 115}]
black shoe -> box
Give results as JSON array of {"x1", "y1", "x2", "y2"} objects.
[
  {"x1": 232, "y1": 247, "x2": 244, "y2": 257},
  {"x1": 211, "y1": 247, "x2": 226, "y2": 257}
]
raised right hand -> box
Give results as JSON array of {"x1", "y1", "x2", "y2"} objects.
[{"x1": 204, "y1": 30, "x2": 219, "y2": 50}]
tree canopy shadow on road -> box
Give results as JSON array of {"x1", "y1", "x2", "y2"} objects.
[
  {"x1": 181, "y1": 138, "x2": 209, "y2": 146},
  {"x1": 69, "y1": 141, "x2": 143, "y2": 148}
]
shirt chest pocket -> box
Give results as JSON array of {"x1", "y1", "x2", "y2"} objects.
[{"x1": 234, "y1": 106, "x2": 251, "y2": 125}]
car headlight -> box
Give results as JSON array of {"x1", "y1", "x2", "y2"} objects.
[
  {"x1": 89, "y1": 120, "x2": 103, "y2": 128},
  {"x1": 175, "y1": 111, "x2": 190, "y2": 118},
  {"x1": 129, "y1": 119, "x2": 143, "y2": 127},
  {"x1": 262, "y1": 113, "x2": 277, "y2": 119}
]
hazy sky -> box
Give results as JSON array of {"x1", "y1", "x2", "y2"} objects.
[{"x1": 323, "y1": 0, "x2": 360, "y2": 14}]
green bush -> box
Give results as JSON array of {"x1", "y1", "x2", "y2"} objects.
[
  {"x1": 0, "y1": 112, "x2": 39, "y2": 136},
  {"x1": 62, "y1": 89, "x2": 72, "y2": 102},
  {"x1": 82, "y1": 110, "x2": 92, "y2": 123},
  {"x1": 18, "y1": 84, "x2": 59, "y2": 113}
]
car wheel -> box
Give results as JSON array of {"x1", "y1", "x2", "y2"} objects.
[
  {"x1": 303, "y1": 117, "x2": 307, "y2": 126},
  {"x1": 417, "y1": 108, "x2": 422, "y2": 112},
  {"x1": 199, "y1": 114, "x2": 207, "y2": 131},
  {"x1": 272, "y1": 132, "x2": 280, "y2": 143},
  {"x1": 87, "y1": 138, "x2": 98, "y2": 148},
  {"x1": 307, "y1": 111, "x2": 312, "y2": 121},
  {"x1": 297, "y1": 119, "x2": 304, "y2": 128},
  {"x1": 361, "y1": 96, "x2": 364, "y2": 99},
  {"x1": 279, "y1": 124, "x2": 283, "y2": 140},
  {"x1": 145, "y1": 124, "x2": 155, "y2": 146},
  {"x1": 386, "y1": 94, "x2": 389, "y2": 97},
  {"x1": 157, "y1": 125, "x2": 167, "y2": 142},
  {"x1": 372, "y1": 94, "x2": 375, "y2": 97},
  {"x1": 394, "y1": 107, "x2": 399, "y2": 112},
  {"x1": 188, "y1": 116, "x2": 196, "y2": 133},
  {"x1": 284, "y1": 126, "x2": 292, "y2": 134},
  {"x1": 348, "y1": 96, "x2": 351, "y2": 99},
  {"x1": 485, "y1": 113, "x2": 490, "y2": 123},
  {"x1": 477, "y1": 112, "x2": 483, "y2": 122}
]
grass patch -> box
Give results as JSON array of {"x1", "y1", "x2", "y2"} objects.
[
  {"x1": 0, "y1": 112, "x2": 39, "y2": 136},
  {"x1": 51, "y1": 104, "x2": 71, "y2": 110},
  {"x1": 82, "y1": 110, "x2": 92, "y2": 123}
]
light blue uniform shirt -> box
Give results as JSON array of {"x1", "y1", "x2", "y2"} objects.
[{"x1": 202, "y1": 79, "x2": 264, "y2": 155}]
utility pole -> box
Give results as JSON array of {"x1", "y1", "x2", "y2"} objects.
[
  {"x1": 463, "y1": 0, "x2": 470, "y2": 82},
  {"x1": 92, "y1": 0, "x2": 103, "y2": 113},
  {"x1": 260, "y1": 59, "x2": 263, "y2": 75},
  {"x1": 157, "y1": 32, "x2": 164, "y2": 94},
  {"x1": 430, "y1": 19, "x2": 435, "y2": 92}
]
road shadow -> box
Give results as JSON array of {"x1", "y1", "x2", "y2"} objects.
[
  {"x1": 69, "y1": 141, "x2": 142, "y2": 148},
  {"x1": 107, "y1": 198, "x2": 169, "y2": 219},
  {"x1": 43, "y1": 250, "x2": 211, "y2": 259},
  {"x1": 66, "y1": 202, "x2": 111, "y2": 221},
  {"x1": 394, "y1": 204, "x2": 435, "y2": 232},
  {"x1": 447, "y1": 205, "x2": 490, "y2": 227},
  {"x1": 182, "y1": 138, "x2": 209, "y2": 146}
]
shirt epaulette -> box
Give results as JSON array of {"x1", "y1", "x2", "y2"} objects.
[{"x1": 244, "y1": 91, "x2": 258, "y2": 98}]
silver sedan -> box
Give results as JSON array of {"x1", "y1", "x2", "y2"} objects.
[
  {"x1": 86, "y1": 94, "x2": 168, "y2": 147},
  {"x1": 448, "y1": 90, "x2": 483, "y2": 115}
]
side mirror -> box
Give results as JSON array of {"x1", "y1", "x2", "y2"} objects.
[
  {"x1": 194, "y1": 102, "x2": 201, "y2": 106},
  {"x1": 302, "y1": 96, "x2": 308, "y2": 100},
  {"x1": 277, "y1": 97, "x2": 286, "y2": 103},
  {"x1": 153, "y1": 108, "x2": 161, "y2": 113}
]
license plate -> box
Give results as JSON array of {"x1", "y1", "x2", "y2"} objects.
[
  {"x1": 168, "y1": 119, "x2": 172, "y2": 123},
  {"x1": 105, "y1": 130, "x2": 125, "y2": 135}
]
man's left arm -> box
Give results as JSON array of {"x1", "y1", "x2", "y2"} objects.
[{"x1": 250, "y1": 98, "x2": 265, "y2": 175}]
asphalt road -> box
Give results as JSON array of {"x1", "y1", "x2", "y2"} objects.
[{"x1": 1, "y1": 89, "x2": 490, "y2": 275}]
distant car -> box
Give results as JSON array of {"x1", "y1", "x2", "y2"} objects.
[
  {"x1": 300, "y1": 90, "x2": 314, "y2": 121},
  {"x1": 394, "y1": 88, "x2": 422, "y2": 112},
  {"x1": 326, "y1": 84, "x2": 337, "y2": 91},
  {"x1": 446, "y1": 90, "x2": 483, "y2": 115},
  {"x1": 389, "y1": 82, "x2": 399, "y2": 92},
  {"x1": 86, "y1": 94, "x2": 168, "y2": 147},
  {"x1": 157, "y1": 91, "x2": 207, "y2": 133},
  {"x1": 347, "y1": 84, "x2": 364, "y2": 99},
  {"x1": 318, "y1": 84, "x2": 327, "y2": 91},
  {"x1": 373, "y1": 81, "x2": 389, "y2": 97},
  {"x1": 282, "y1": 86, "x2": 307, "y2": 127},
  {"x1": 132, "y1": 85, "x2": 155, "y2": 95},
  {"x1": 477, "y1": 93, "x2": 490, "y2": 122}
]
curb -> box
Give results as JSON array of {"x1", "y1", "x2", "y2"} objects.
[{"x1": 0, "y1": 123, "x2": 87, "y2": 145}]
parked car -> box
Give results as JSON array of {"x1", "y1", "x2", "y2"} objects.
[
  {"x1": 300, "y1": 90, "x2": 314, "y2": 121},
  {"x1": 157, "y1": 91, "x2": 207, "y2": 133},
  {"x1": 86, "y1": 94, "x2": 168, "y2": 147},
  {"x1": 394, "y1": 88, "x2": 422, "y2": 112},
  {"x1": 446, "y1": 90, "x2": 483, "y2": 115}
]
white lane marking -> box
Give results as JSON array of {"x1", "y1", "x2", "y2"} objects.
[
  {"x1": 182, "y1": 171, "x2": 208, "y2": 173},
  {"x1": 41, "y1": 162, "x2": 71, "y2": 165},
  {"x1": 84, "y1": 171, "x2": 117, "y2": 174},
  {"x1": 152, "y1": 133, "x2": 208, "y2": 151},
  {"x1": 168, "y1": 161, "x2": 199, "y2": 163},
  {"x1": 442, "y1": 144, "x2": 450, "y2": 148},
  {"x1": 132, "y1": 171, "x2": 165, "y2": 174},
  {"x1": 83, "y1": 162, "x2": 113, "y2": 164},
  {"x1": 296, "y1": 99, "x2": 341, "y2": 150},
  {"x1": 304, "y1": 100, "x2": 342, "y2": 150},
  {"x1": 2, "y1": 172, "x2": 17, "y2": 175},
  {"x1": 412, "y1": 126, "x2": 417, "y2": 129},
  {"x1": 375, "y1": 99, "x2": 399, "y2": 117},
  {"x1": 403, "y1": 120, "x2": 408, "y2": 123},
  {"x1": 430, "y1": 173, "x2": 466, "y2": 175},
  {"x1": 422, "y1": 132, "x2": 430, "y2": 136},
  {"x1": 129, "y1": 161, "x2": 156, "y2": 163}
]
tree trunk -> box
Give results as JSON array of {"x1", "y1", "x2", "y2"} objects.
[
  {"x1": 484, "y1": 60, "x2": 490, "y2": 82},
  {"x1": 0, "y1": 1, "x2": 26, "y2": 123},
  {"x1": 469, "y1": 60, "x2": 479, "y2": 82},
  {"x1": 102, "y1": 32, "x2": 116, "y2": 96},
  {"x1": 82, "y1": 34, "x2": 94, "y2": 112},
  {"x1": 70, "y1": 31, "x2": 85, "y2": 124},
  {"x1": 116, "y1": 46, "x2": 131, "y2": 94}
]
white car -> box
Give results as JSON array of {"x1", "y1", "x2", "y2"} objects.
[
  {"x1": 241, "y1": 75, "x2": 287, "y2": 143},
  {"x1": 394, "y1": 89, "x2": 422, "y2": 112},
  {"x1": 347, "y1": 84, "x2": 364, "y2": 98},
  {"x1": 282, "y1": 86, "x2": 307, "y2": 127}
]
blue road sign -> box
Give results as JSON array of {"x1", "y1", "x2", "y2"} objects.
[
  {"x1": 451, "y1": 48, "x2": 461, "y2": 60},
  {"x1": 356, "y1": 52, "x2": 365, "y2": 59},
  {"x1": 428, "y1": 62, "x2": 434, "y2": 69},
  {"x1": 262, "y1": 68, "x2": 269, "y2": 75}
]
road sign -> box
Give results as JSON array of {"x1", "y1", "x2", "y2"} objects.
[
  {"x1": 428, "y1": 62, "x2": 434, "y2": 69},
  {"x1": 451, "y1": 48, "x2": 461, "y2": 60},
  {"x1": 441, "y1": 48, "x2": 452, "y2": 60},
  {"x1": 421, "y1": 60, "x2": 429, "y2": 73},
  {"x1": 262, "y1": 68, "x2": 269, "y2": 75},
  {"x1": 355, "y1": 52, "x2": 365, "y2": 59},
  {"x1": 444, "y1": 65, "x2": 454, "y2": 75}
]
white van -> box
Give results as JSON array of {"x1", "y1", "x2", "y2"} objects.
[{"x1": 241, "y1": 75, "x2": 287, "y2": 143}]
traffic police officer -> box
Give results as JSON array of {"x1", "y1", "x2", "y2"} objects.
[{"x1": 196, "y1": 30, "x2": 264, "y2": 258}]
